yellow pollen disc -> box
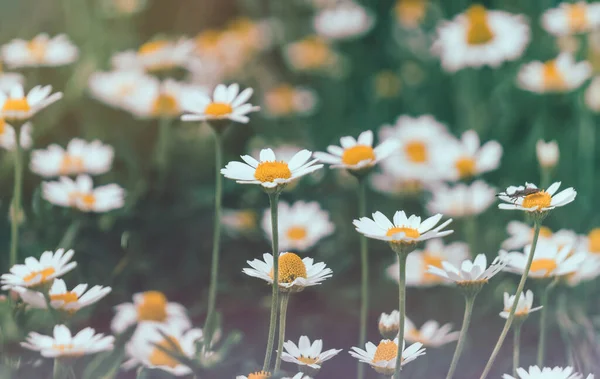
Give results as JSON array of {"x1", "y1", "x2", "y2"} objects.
[
  {"x1": 27, "y1": 40, "x2": 47, "y2": 62},
  {"x1": 466, "y1": 5, "x2": 495, "y2": 45},
  {"x1": 422, "y1": 253, "x2": 443, "y2": 283},
  {"x1": 152, "y1": 94, "x2": 179, "y2": 117},
  {"x1": 0, "y1": 118, "x2": 5, "y2": 134},
  {"x1": 538, "y1": 226, "x2": 553, "y2": 238},
  {"x1": 247, "y1": 371, "x2": 271, "y2": 379},
  {"x1": 149, "y1": 336, "x2": 184, "y2": 368},
  {"x1": 521, "y1": 191, "x2": 552, "y2": 209},
  {"x1": 3, "y1": 98, "x2": 30, "y2": 112},
  {"x1": 204, "y1": 102, "x2": 233, "y2": 117},
  {"x1": 137, "y1": 291, "x2": 168, "y2": 322},
  {"x1": 386, "y1": 227, "x2": 421, "y2": 239},
  {"x1": 79, "y1": 194, "x2": 96, "y2": 208},
  {"x1": 530, "y1": 258, "x2": 558, "y2": 276},
  {"x1": 52, "y1": 344, "x2": 74, "y2": 352},
  {"x1": 542, "y1": 61, "x2": 566, "y2": 91},
  {"x1": 254, "y1": 161, "x2": 292, "y2": 183},
  {"x1": 138, "y1": 40, "x2": 169, "y2": 55},
  {"x1": 567, "y1": 3, "x2": 588, "y2": 32},
  {"x1": 195, "y1": 30, "x2": 223, "y2": 52},
  {"x1": 269, "y1": 253, "x2": 307, "y2": 284},
  {"x1": 297, "y1": 355, "x2": 319, "y2": 365},
  {"x1": 341, "y1": 145, "x2": 375, "y2": 166},
  {"x1": 297, "y1": 37, "x2": 331, "y2": 69},
  {"x1": 265, "y1": 85, "x2": 295, "y2": 115},
  {"x1": 50, "y1": 291, "x2": 79, "y2": 304},
  {"x1": 395, "y1": 0, "x2": 427, "y2": 29},
  {"x1": 455, "y1": 157, "x2": 477, "y2": 178},
  {"x1": 23, "y1": 267, "x2": 56, "y2": 283},
  {"x1": 588, "y1": 228, "x2": 600, "y2": 253},
  {"x1": 514, "y1": 307, "x2": 530, "y2": 316},
  {"x1": 404, "y1": 141, "x2": 427, "y2": 163},
  {"x1": 60, "y1": 155, "x2": 84, "y2": 175},
  {"x1": 373, "y1": 340, "x2": 398, "y2": 363},
  {"x1": 286, "y1": 226, "x2": 308, "y2": 241}
]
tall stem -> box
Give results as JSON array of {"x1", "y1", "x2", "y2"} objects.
[
  {"x1": 513, "y1": 324, "x2": 521, "y2": 377},
  {"x1": 479, "y1": 221, "x2": 542, "y2": 379},
  {"x1": 56, "y1": 218, "x2": 83, "y2": 250},
  {"x1": 274, "y1": 292, "x2": 290, "y2": 372},
  {"x1": 53, "y1": 359, "x2": 69, "y2": 379},
  {"x1": 262, "y1": 192, "x2": 280, "y2": 372},
  {"x1": 10, "y1": 123, "x2": 23, "y2": 267},
  {"x1": 446, "y1": 295, "x2": 476, "y2": 379},
  {"x1": 394, "y1": 251, "x2": 408, "y2": 379},
  {"x1": 357, "y1": 177, "x2": 368, "y2": 379},
  {"x1": 203, "y1": 131, "x2": 223, "y2": 347},
  {"x1": 464, "y1": 216, "x2": 477, "y2": 257},
  {"x1": 537, "y1": 282, "x2": 554, "y2": 366}
]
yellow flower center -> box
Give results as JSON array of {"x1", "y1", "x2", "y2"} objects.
[
  {"x1": 295, "y1": 37, "x2": 332, "y2": 69},
  {"x1": 137, "y1": 291, "x2": 168, "y2": 322},
  {"x1": 542, "y1": 61, "x2": 566, "y2": 91},
  {"x1": 195, "y1": 30, "x2": 223, "y2": 52},
  {"x1": 286, "y1": 226, "x2": 308, "y2": 241},
  {"x1": 3, "y1": 98, "x2": 30, "y2": 112},
  {"x1": 404, "y1": 141, "x2": 427, "y2": 163},
  {"x1": 236, "y1": 210, "x2": 257, "y2": 229},
  {"x1": 297, "y1": 355, "x2": 319, "y2": 365},
  {"x1": 538, "y1": 226, "x2": 553, "y2": 238},
  {"x1": 138, "y1": 40, "x2": 169, "y2": 55},
  {"x1": 60, "y1": 155, "x2": 85, "y2": 175},
  {"x1": 115, "y1": 0, "x2": 139, "y2": 13},
  {"x1": 422, "y1": 253, "x2": 444, "y2": 283},
  {"x1": 373, "y1": 340, "x2": 398, "y2": 363},
  {"x1": 27, "y1": 39, "x2": 47, "y2": 62},
  {"x1": 514, "y1": 306, "x2": 531, "y2": 316},
  {"x1": 521, "y1": 191, "x2": 552, "y2": 209},
  {"x1": 455, "y1": 157, "x2": 477, "y2": 178},
  {"x1": 204, "y1": 102, "x2": 233, "y2": 117},
  {"x1": 253, "y1": 161, "x2": 292, "y2": 183},
  {"x1": 530, "y1": 258, "x2": 558, "y2": 276},
  {"x1": 269, "y1": 253, "x2": 307, "y2": 284},
  {"x1": 588, "y1": 228, "x2": 600, "y2": 253},
  {"x1": 50, "y1": 291, "x2": 79, "y2": 304},
  {"x1": 567, "y1": 3, "x2": 588, "y2": 32},
  {"x1": 52, "y1": 343, "x2": 74, "y2": 352},
  {"x1": 152, "y1": 93, "x2": 179, "y2": 117},
  {"x1": 265, "y1": 85, "x2": 295, "y2": 115},
  {"x1": 23, "y1": 267, "x2": 56, "y2": 283},
  {"x1": 466, "y1": 5, "x2": 494, "y2": 45},
  {"x1": 79, "y1": 194, "x2": 97, "y2": 208},
  {"x1": 386, "y1": 227, "x2": 421, "y2": 240},
  {"x1": 0, "y1": 118, "x2": 5, "y2": 134},
  {"x1": 395, "y1": 0, "x2": 427, "y2": 29},
  {"x1": 247, "y1": 371, "x2": 271, "y2": 379},
  {"x1": 341, "y1": 145, "x2": 375, "y2": 166},
  {"x1": 149, "y1": 336, "x2": 184, "y2": 368}
]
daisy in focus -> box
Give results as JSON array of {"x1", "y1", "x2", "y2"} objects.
[
  {"x1": 501, "y1": 240, "x2": 586, "y2": 279},
  {"x1": 404, "y1": 317, "x2": 460, "y2": 347},
  {"x1": 499, "y1": 289, "x2": 542, "y2": 319},
  {"x1": 42, "y1": 175, "x2": 125, "y2": 212},
  {"x1": 536, "y1": 140, "x2": 559, "y2": 169},
  {"x1": 1, "y1": 249, "x2": 77, "y2": 290},
  {"x1": 261, "y1": 201, "x2": 334, "y2": 252},
  {"x1": 221, "y1": 148, "x2": 322, "y2": 190},
  {"x1": 542, "y1": 2, "x2": 600, "y2": 36},
  {"x1": 497, "y1": 182, "x2": 577, "y2": 213},
  {"x1": 281, "y1": 335, "x2": 342, "y2": 375},
  {"x1": 517, "y1": 54, "x2": 591, "y2": 94},
  {"x1": 22, "y1": 324, "x2": 114, "y2": 357},
  {"x1": 438, "y1": 130, "x2": 503, "y2": 181},
  {"x1": 502, "y1": 365, "x2": 594, "y2": 379},
  {"x1": 181, "y1": 83, "x2": 259, "y2": 124},
  {"x1": 349, "y1": 337, "x2": 425, "y2": 375},
  {"x1": 313, "y1": 2, "x2": 375, "y2": 41},
  {"x1": 432, "y1": 4, "x2": 530, "y2": 72},
  {"x1": 427, "y1": 254, "x2": 507, "y2": 285},
  {"x1": 125, "y1": 78, "x2": 204, "y2": 119},
  {"x1": 111, "y1": 291, "x2": 191, "y2": 334},
  {"x1": 15, "y1": 279, "x2": 111, "y2": 313},
  {"x1": 112, "y1": 38, "x2": 195, "y2": 73},
  {"x1": 30, "y1": 139, "x2": 114, "y2": 177},
  {"x1": 1, "y1": 33, "x2": 79, "y2": 68},
  {"x1": 426, "y1": 180, "x2": 496, "y2": 218},
  {"x1": 0, "y1": 84, "x2": 62, "y2": 122},
  {"x1": 88, "y1": 70, "x2": 149, "y2": 110},
  {"x1": 243, "y1": 252, "x2": 332, "y2": 293},
  {"x1": 0, "y1": 122, "x2": 32, "y2": 151},
  {"x1": 262, "y1": 84, "x2": 317, "y2": 118}
]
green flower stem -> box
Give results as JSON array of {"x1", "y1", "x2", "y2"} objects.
[
  {"x1": 274, "y1": 292, "x2": 290, "y2": 372},
  {"x1": 56, "y1": 218, "x2": 83, "y2": 250},
  {"x1": 540, "y1": 167, "x2": 552, "y2": 190},
  {"x1": 10, "y1": 122, "x2": 24, "y2": 268},
  {"x1": 479, "y1": 221, "x2": 542, "y2": 379},
  {"x1": 262, "y1": 192, "x2": 280, "y2": 372},
  {"x1": 394, "y1": 250, "x2": 409, "y2": 379},
  {"x1": 53, "y1": 359, "x2": 69, "y2": 379},
  {"x1": 537, "y1": 279, "x2": 558, "y2": 366},
  {"x1": 357, "y1": 176, "x2": 368, "y2": 379},
  {"x1": 446, "y1": 294, "x2": 476, "y2": 379},
  {"x1": 513, "y1": 324, "x2": 521, "y2": 377},
  {"x1": 464, "y1": 216, "x2": 477, "y2": 257}
]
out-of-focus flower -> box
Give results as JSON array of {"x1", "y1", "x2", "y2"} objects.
[
  {"x1": 0, "y1": 122, "x2": 32, "y2": 151},
  {"x1": 438, "y1": 130, "x2": 502, "y2": 181},
  {"x1": 262, "y1": 201, "x2": 334, "y2": 252},
  {"x1": 42, "y1": 175, "x2": 125, "y2": 213},
  {"x1": 313, "y1": 2, "x2": 375, "y2": 40},
  {"x1": 349, "y1": 337, "x2": 425, "y2": 375},
  {"x1": 15, "y1": 279, "x2": 111, "y2": 313},
  {"x1": 1, "y1": 249, "x2": 76, "y2": 290},
  {"x1": 542, "y1": 2, "x2": 600, "y2": 36},
  {"x1": 182, "y1": 83, "x2": 259, "y2": 124},
  {"x1": 566, "y1": 253, "x2": 600, "y2": 286},
  {"x1": 88, "y1": 70, "x2": 148, "y2": 110},
  {"x1": 126, "y1": 78, "x2": 204, "y2": 119},
  {"x1": 499, "y1": 290, "x2": 542, "y2": 319},
  {"x1": 284, "y1": 36, "x2": 340, "y2": 72},
  {"x1": 502, "y1": 365, "x2": 594, "y2": 379},
  {"x1": 395, "y1": 0, "x2": 428, "y2": 29},
  {"x1": 281, "y1": 335, "x2": 342, "y2": 376},
  {"x1": 236, "y1": 372, "x2": 271, "y2": 379},
  {"x1": 517, "y1": 53, "x2": 591, "y2": 94},
  {"x1": 497, "y1": 182, "x2": 576, "y2": 213},
  {"x1": 387, "y1": 239, "x2": 470, "y2": 287},
  {"x1": 1, "y1": 34, "x2": 78, "y2": 68},
  {"x1": 112, "y1": 38, "x2": 195, "y2": 73},
  {"x1": 0, "y1": 84, "x2": 62, "y2": 122},
  {"x1": 404, "y1": 317, "x2": 460, "y2": 347},
  {"x1": 426, "y1": 181, "x2": 496, "y2": 217},
  {"x1": 31, "y1": 139, "x2": 114, "y2": 177},
  {"x1": 379, "y1": 310, "x2": 400, "y2": 338},
  {"x1": 99, "y1": 0, "x2": 148, "y2": 17},
  {"x1": 536, "y1": 140, "x2": 559, "y2": 169},
  {"x1": 585, "y1": 76, "x2": 600, "y2": 111},
  {"x1": 263, "y1": 84, "x2": 317, "y2": 118},
  {"x1": 370, "y1": 169, "x2": 428, "y2": 196},
  {"x1": 427, "y1": 254, "x2": 506, "y2": 284},
  {"x1": 372, "y1": 70, "x2": 402, "y2": 99},
  {"x1": 501, "y1": 240, "x2": 586, "y2": 278},
  {"x1": 0, "y1": 69, "x2": 24, "y2": 93},
  {"x1": 22, "y1": 325, "x2": 114, "y2": 357},
  {"x1": 432, "y1": 5, "x2": 530, "y2": 72},
  {"x1": 501, "y1": 221, "x2": 556, "y2": 250},
  {"x1": 221, "y1": 209, "x2": 258, "y2": 235},
  {"x1": 111, "y1": 291, "x2": 191, "y2": 334},
  {"x1": 581, "y1": 227, "x2": 600, "y2": 254}
]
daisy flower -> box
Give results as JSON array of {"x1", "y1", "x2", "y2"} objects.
[
  {"x1": 566, "y1": 253, "x2": 600, "y2": 286},
  {"x1": 88, "y1": 70, "x2": 149, "y2": 110},
  {"x1": 536, "y1": 140, "x2": 559, "y2": 169},
  {"x1": 349, "y1": 337, "x2": 425, "y2": 375},
  {"x1": 387, "y1": 239, "x2": 470, "y2": 287},
  {"x1": 122, "y1": 322, "x2": 203, "y2": 376},
  {"x1": 236, "y1": 372, "x2": 271, "y2": 379},
  {"x1": 426, "y1": 180, "x2": 496, "y2": 217},
  {"x1": 262, "y1": 84, "x2": 317, "y2": 118},
  {"x1": 0, "y1": 84, "x2": 62, "y2": 122},
  {"x1": 370, "y1": 169, "x2": 431, "y2": 196},
  {"x1": 181, "y1": 83, "x2": 259, "y2": 124},
  {"x1": 499, "y1": 290, "x2": 542, "y2": 319},
  {"x1": 542, "y1": 2, "x2": 600, "y2": 36},
  {"x1": 22, "y1": 324, "x2": 114, "y2": 357},
  {"x1": 394, "y1": 0, "x2": 428, "y2": 29},
  {"x1": 501, "y1": 240, "x2": 586, "y2": 279},
  {"x1": 313, "y1": 130, "x2": 399, "y2": 173},
  {"x1": 42, "y1": 175, "x2": 125, "y2": 212},
  {"x1": 1, "y1": 249, "x2": 76, "y2": 290},
  {"x1": 432, "y1": 4, "x2": 530, "y2": 72},
  {"x1": 243, "y1": 252, "x2": 332, "y2": 293},
  {"x1": 503, "y1": 365, "x2": 594, "y2": 379},
  {"x1": 0, "y1": 122, "x2": 32, "y2": 151},
  {"x1": 221, "y1": 148, "x2": 323, "y2": 190},
  {"x1": 438, "y1": 130, "x2": 503, "y2": 181},
  {"x1": 1, "y1": 33, "x2": 79, "y2": 68},
  {"x1": 262, "y1": 201, "x2": 334, "y2": 252},
  {"x1": 281, "y1": 335, "x2": 342, "y2": 375},
  {"x1": 501, "y1": 221, "x2": 557, "y2": 250},
  {"x1": 221, "y1": 209, "x2": 258, "y2": 236},
  {"x1": 427, "y1": 254, "x2": 507, "y2": 284},
  {"x1": 517, "y1": 54, "x2": 591, "y2": 94},
  {"x1": 581, "y1": 227, "x2": 600, "y2": 254},
  {"x1": 15, "y1": 279, "x2": 111, "y2": 313},
  {"x1": 99, "y1": 0, "x2": 148, "y2": 17},
  {"x1": 284, "y1": 36, "x2": 339, "y2": 72},
  {"x1": 404, "y1": 317, "x2": 460, "y2": 347},
  {"x1": 313, "y1": 2, "x2": 375, "y2": 41},
  {"x1": 111, "y1": 291, "x2": 191, "y2": 334},
  {"x1": 30, "y1": 138, "x2": 114, "y2": 177},
  {"x1": 379, "y1": 310, "x2": 400, "y2": 339},
  {"x1": 112, "y1": 38, "x2": 195, "y2": 73},
  {"x1": 497, "y1": 182, "x2": 577, "y2": 213},
  {"x1": 0, "y1": 71, "x2": 24, "y2": 93}
]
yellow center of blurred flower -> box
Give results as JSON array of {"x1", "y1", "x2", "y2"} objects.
[
  {"x1": 298, "y1": 355, "x2": 319, "y2": 365},
  {"x1": 204, "y1": 102, "x2": 233, "y2": 117},
  {"x1": 386, "y1": 227, "x2": 421, "y2": 240},
  {"x1": 538, "y1": 226, "x2": 553, "y2": 238},
  {"x1": 0, "y1": 118, "x2": 5, "y2": 134},
  {"x1": 79, "y1": 194, "x2": 96, "y2": 209},
  {"x1": 52, "y1": 344, "x2": 75, "y2": 352},
  {"x1": 50, "y1": 291, "x2": 79, "y2": 304},
  {"x1": 374, "y1": 70, "x2": 402, "y2": 99},
  {"x1": 269, "y1": 253, "x2": 307, "y2": 284},
  {"x1": 567, "y1": 3, "x2": 588, "y2": 32},
  {"x1": 513, "y1": 306, "x2": 530, "y2": 316},
  {"x1": 295, "y1": 37, "x2": 331, "y2": 69},
  {"x1": 60, "y1": 155, "x2": 84, "y2": 175},
  {"x1": 286, "y1": 226, "x2": 307, "y2": 241},
  {"x1": 149, "y1": 336, "x2": 184, "y2": 368},
  {"x1": 588, "y1": 228, "x2": 600, "y2": 253},
  {"x1": 395, "y1": 0, "x2": 427, "y2": 29},
  {"x1": 373, "y1": 340, "x2": 398, "y2": 362},
  {"x1": 138, "y1": 40, "x2": 169, "y2": 55},
  {"x1": 254, "y1": 161, "x2": 292, "y2": 183},
  {"x1": 195, "y1": 30, "x2": 223, "y2": 53},
  {"x1": 137, "y1": 291, "x2": 168, "y2": 322},
  {"x1": 3, "y1": 98, "x2": 30, "y2": 113},
  {"x1": 466, "y1": 5, "x2": 495, "y2": 45},
  {"x1": 27, "y1": 39, "x2": 47, "y2": 62},
  {"x1": 115, "y1": 0, "x2": 140, "y2": 13},
  {"x1": 236, "y1": 210, "x2": 257, "y2": 229},
  {"x1": 422, "y1": 253, "x2": 443, "y2": 282},
  {"x1": 522, "y1": 191, "x2": 552, "y2": 209},
  {"x1": 342, "y1": 145, "x2": 375, "y2": 166},
  {"x1": 406, "y1": 328, "x2": 425, "y2": 342},
  {"x1": 152, "y1": 94, "x2": 179, "y2": 116},
  {"x1": 265, "y1": 85, "x2": 295, "y2": 116},
  {"x1": 23, "y1": 267, "x2": 55, "y2": 283},
  {"x1": 529, "y1": 258, "x2": 557, "y2": 276},
  {"x1": 455, "y1": 157, "x2": 477, "y2": 178},
  {"x1": 247, "y1": 371, "x2": 271, "y2": 379},
  {"x1": 404, "y1": 141, "x2": 427, "y2": 163},
  {"x1": 542, "y1": 61, "x2": 566, "y2": 91}
]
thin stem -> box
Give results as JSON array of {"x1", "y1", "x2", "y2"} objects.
[
  {"x1": 357, "y1": 177, "x2": 368, "y2": 379},
  {"x1": 513, "y1": 325, "x2": 521, "y2": 377},
  {"x1": 274, "y1": 292, "x2": 290, "y2": 372},
  {"x1": 540, "y1": 167, "x2": 551, "y2": 190},
  {"x1": 464, "y1": 216, "x2": 477, "y2": 257},
  {"x1": 262, "y1": 192, "x2": 280, "y2": 372},
  {"x1": 537, "y1": 281, "x2": 556, "y2": 366},
  {"x1": 10, "y1": 123, "x2": 23, "y2": 268},
  {"x1": 479, "y1": 221, "x2": 542, "y2": 379},
  {"x1": 56, "y1": 218, "x2": 83, "y2": 250},
  {"x1": 53, "y1": 359, "x2": 69, "y2": 379},
  {"x1": 394, "y1": 251, "x2": 408, "y2": 379},
  {"x1": 446, "y1": 295, "x2": 476, "y2": 379}
]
